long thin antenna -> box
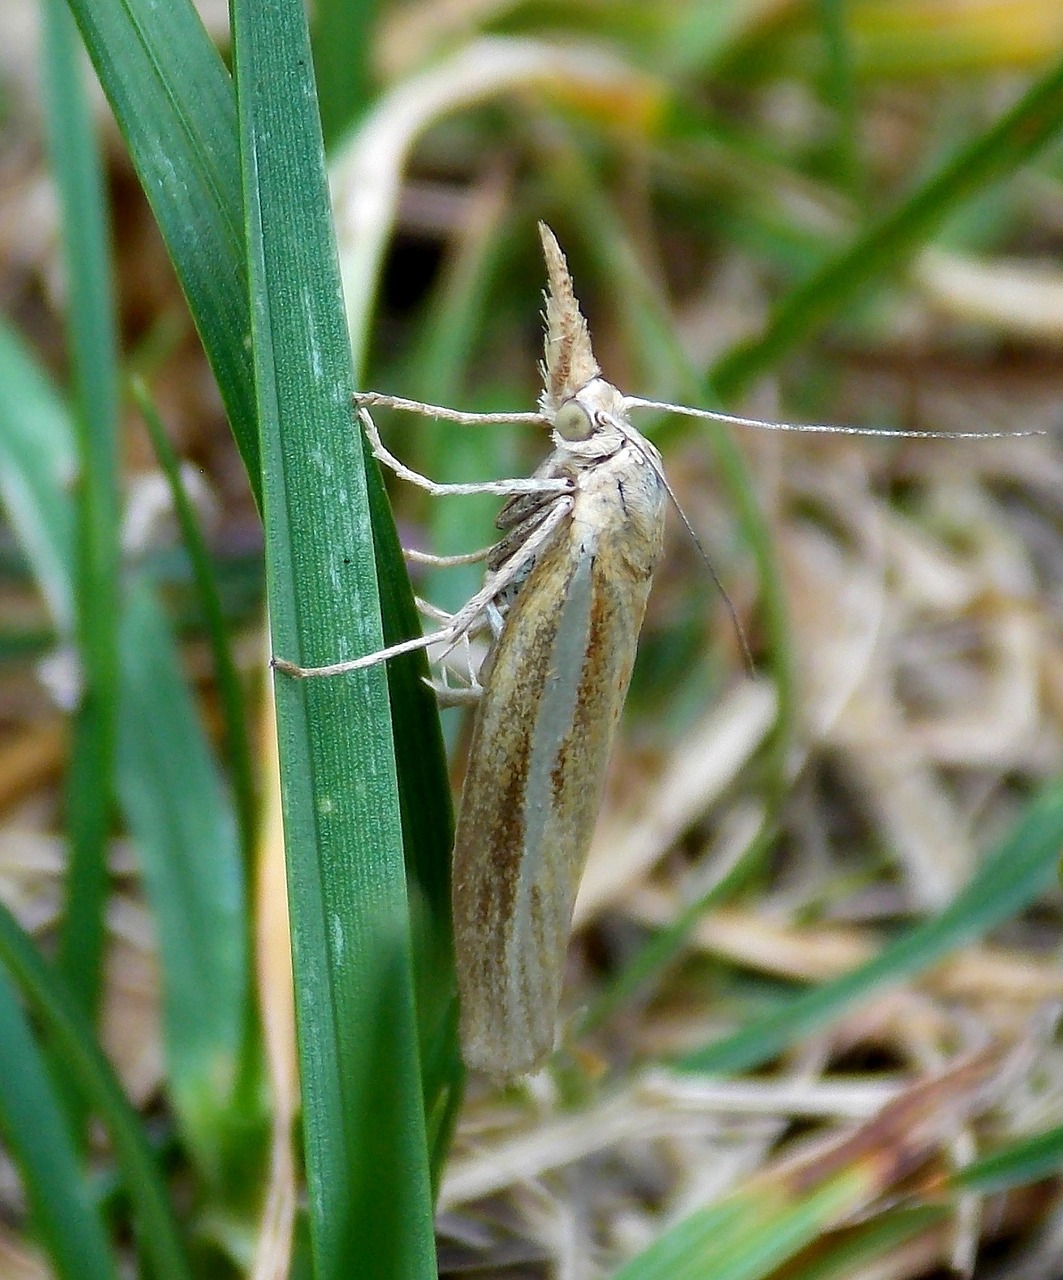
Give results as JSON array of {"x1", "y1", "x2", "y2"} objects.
[
  {"x1": 622, "y1": 396, "x2": 1046, "y2": 441},
  {"x1": 608, "y1": 412, "x2": 756, "y2": 674},
  {"x1": 662, "y1": 470, "x2": 756, "y2": 676}
]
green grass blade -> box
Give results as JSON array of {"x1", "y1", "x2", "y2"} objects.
[
  {"x1": 359, "y1": 437, "x2": 460, "y2": 1182},
  {"x1": 957, "y1": 1124, "x2": 1063, "y2": 1195},
  {"x1": 712, "y1": 55, "x2": 1063, "y2": 398},
  {"x1": 62, "y1": 0, "x2": 259, "y2": 501},
  {"x1": 39, "y1": 2, "x2": 119, "y2": 440},
  {"x1": 613, "y1": 1176, "x2": 861, "y2": 1280},
  {"x1": 614, "y1": 1059, "x2": 984, "y2": 1280},
  {"x1": 0, "y1": 319, "x2": 75, "y2": 631},
  {"x1": 0, "y1": 302, "x2": 251, "y2": 1185},
  {"x1": 369, "y1": 476, "x2": 462, "y2": 1192},
  {"x1": 40, "y1": 0, "x2": 121, "y2": 1021},
  {"x1": 311, "y1": 0, "x2": 376, "y2": 148},
  {"x1": 116, "y1": 578, "x2": 248, "y2": 1182},
  {"x1": 0, "y1": 972, "x2": 118, "y2": 1280},
  {"x1": 232, "y1": 1, "x2": 436, "y2": 1274},
  {"x1": 679, "y1": 782, "x2": 1063, "y2": 1074},
  {"x1": 132, "y1": 383, "x2": 263, "y2": 1161},
  {"x1": 662, "y1": 0, "x2": 786, "y2": 73},
  {"x1": 777, "y1": 1208, "x2": 946, "y2": 1280},
  {"x1": 133, "y1": 380, "x2": 257, "y2": 869},
  {"x1": 817, "y1": 0, "x2": 863, "y2": 202},
  {"x1": 67, "y1": 0, "x2": 458, "y2": 1199},
  {"x1": 0, "y1": 903, "x2": 191, "y2": 1280}
]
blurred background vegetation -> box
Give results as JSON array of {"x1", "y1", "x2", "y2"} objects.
[{"x1": 1, "y1": 1, "x2": 1063, "y2": 1277}]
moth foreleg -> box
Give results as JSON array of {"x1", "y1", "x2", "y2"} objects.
[
  {"x1": 358, "y1": 408, "x2": 571, "y2": 499},
  {"x1": 355, "y1": 391, "x2": 545, "y2": 429},
  {"x1": 272, "y1": 573, "x2": 496, "y2": 682}
]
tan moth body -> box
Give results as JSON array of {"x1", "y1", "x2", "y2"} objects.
[
  {"x1": 450, "y1": 228, "x2": 666, "y2": 1077},
  {"x1": 271, "y1": 225, "x2": 1031, "y2": 1081},
  {"x1": 454, "y1": 398, "x2": 665, "y2": 1077}
]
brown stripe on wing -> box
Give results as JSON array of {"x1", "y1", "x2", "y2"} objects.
[
  {"x1": 452, "y1": 535, "x2": 578, "y2": 1075},
  {"x1": 542, "y1": 563, "x2": 647, "y2": 906}
]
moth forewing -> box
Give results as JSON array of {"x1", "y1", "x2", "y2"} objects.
[{"x1": 452, "y1": 422, "x2": 667, "y2": 1078}]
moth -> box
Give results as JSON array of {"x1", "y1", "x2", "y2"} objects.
[{"x1": 275, "y1": 223, "x2": 1025, "y2": 1079}]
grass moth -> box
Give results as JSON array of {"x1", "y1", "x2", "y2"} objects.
[{"x1": 274, "y1": 223, "x2": 1029, "y2": 1080}]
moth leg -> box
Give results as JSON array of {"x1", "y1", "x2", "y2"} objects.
[
  {"x1": 405, "y1": 545, "x2": 492, "y2": 567},
  {"x1": 414, "y1": 597, "x2": 457, "y2": 626},
  {"x1": 359, "y1": 408, "x2": 571, "y2": 499},
  {"x1": 457, "y1": 628, "x2": 485, "y2": 689},
  {"x1": 415, "y1": 600, "x2": 493, "y2": 690},
  {"x1": 444, "y1": 495, "x2": 573, "y2": 640},
  {"x1": 485, "y1": 601, "x2": 505, "y2": 639},
  {"x1": 273, "y1": 583, "x2": 486, "y2": 681},
  {"x1": 426, "y1": 624, "x2": 485, "y2": 706},
  {"x1": 273, "y1": 493, "x2": 571, "y2": 681},
  {"x1": 430, "y1": 681, "x2": 482, "y2": 708},
  {"x1": 271, "y1": 621, "x2": 465, "y2": 680},
  {"x1": 356, "y1": 391, "x2": 545, "y2": 428}
]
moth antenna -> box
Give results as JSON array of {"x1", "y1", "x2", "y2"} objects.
[
  {"x1": 622, "y1": 396, "x2": 1046, "y2": 441},
  {"x1": 610, "y1": 413, "x2": 756, "y2": 675},
  {"x1": 659, "y1": 467, "x2": 756, "y2": 677}
]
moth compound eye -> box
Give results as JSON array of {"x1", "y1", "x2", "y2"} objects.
[{"x1": 555, "y1": 400, "x2": 594, "y2": 441}]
